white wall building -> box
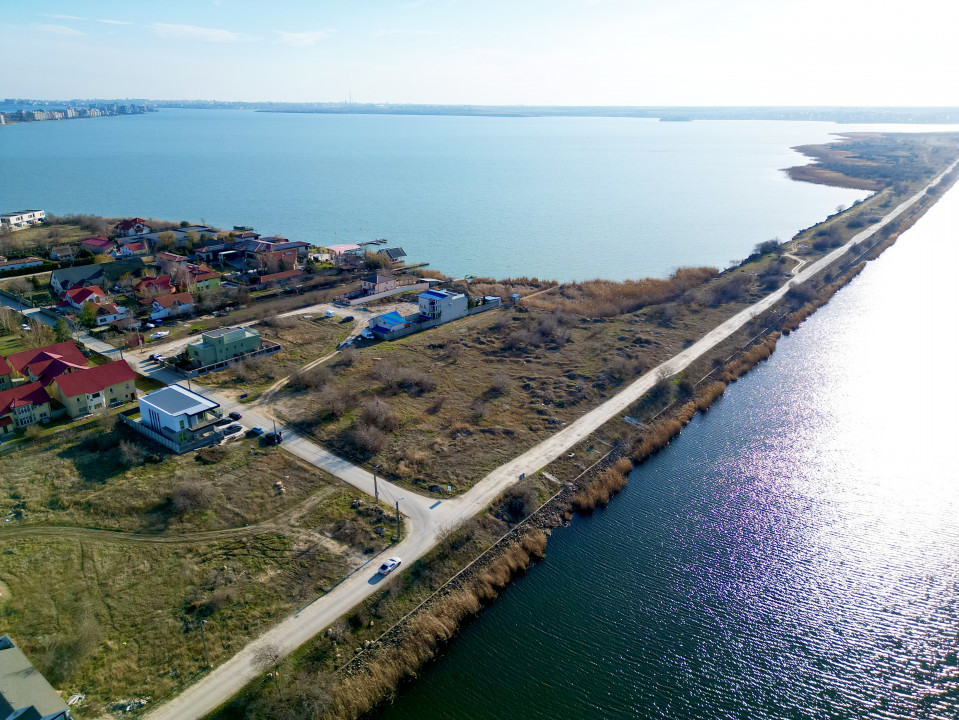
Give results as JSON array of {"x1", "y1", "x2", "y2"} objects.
[
  {"x1": 0, "y1": 210, "x2": 45, "y2": 231},
  {"x1": 139, "y1": 385, "x2": 219, "y2": 443},
  {"x1": 417, "y1": 289, "x2": 468, "y2": 323}
]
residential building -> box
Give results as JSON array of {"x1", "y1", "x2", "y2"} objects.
[
  {"x1": 80, "y1": 236, "x2": 114, "y2": 255},
  {"x1": 5, "y1": 341, "x2": 88, "y2": 386},
  {"x1": 93, "y1": 301, "x2": 129, "y2": 326},
  {"x1": 138, "y1": 385, "x2": 220, "y2": 444},
  {"x1": 150, "y1": 292, "x2": 194, "y2": 320},
  {"x1": 360, "y1": 274, "x2": 398, "y2": 295},
  {"x1": 0, "y1": 635, "x2": 71, "y2": 720},
  {"x1": 188, "y1": 264, "x2": 222, "y2": 291},
  {"x1": 417, "y1": 289, "x2": 468, "y2": 322},
  {"x1": 367, "y1": 311, "x2": 411, "y2": 339},
  {"x1": 49, "y1": 246, "x2": 79, "y2": 262},
  {"x1": 0, "y1": 383, "x2": 52, "y2": 433},
  {"x1": 52, "y1": 359, "x2": 137, "y2": 417},
  {"x1": 187, "y1": 326, "x2": 261, "y2": 366},
  {"x1": 0, "y1": 210, "x2": 45, "y2": 231},
  {"x1": 255, "y1": 269, "x2": 304, "y2": 287},
  {"x1": 113, "y1": 217, "x2": 151, "y2": 237},
  {"x1": 62, "y1": 285, "x2": 107, "y2": 311},
  {"x1": 0, "y1": 256, "x2": 44, "y2": 273},
  {"x1": 380, "y1": 247, "x2": 407, "y2": 262},
  {"x1": 134, "y1": 274, "x2": 173, "y2": 299},
  {"x1": 0, "y1": 357, "x2": 11, "y2": 391},
  {"x1": 50, "y1": 259, "x2": 145, "y2": 295},
  {"x1": 324, "y1": 243, "x2": 363, "y2": 267},
  {"x1": 109, "y1": 241, "x2": 147, "y2": 258}
]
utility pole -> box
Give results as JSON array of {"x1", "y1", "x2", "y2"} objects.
[
  {"x1": 200, "y1": 620, "x2": 210, "y2": 668},
  {"x1": 373, "y1": 465, "x2": 379, "y2": 502},
  {"x1": 394, "y1": 500, "x2": 401, "y2": 542}
]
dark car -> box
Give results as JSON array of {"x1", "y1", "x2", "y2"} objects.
[
  {"x1": 214, "y1": 417, "x2": 232, "y2": 427},
  {"x1": 264, "y1": 432, "x2": 283, "y2": 445},
  {"x1": 340, "y1": 315, "x2": 355, "y2": 324},
  {"x1": 224, "y1": 424, "x2": 242, "y2": 435},
  {"x1": 228, "y1": 411, "x2": 242, "y2": 421}
]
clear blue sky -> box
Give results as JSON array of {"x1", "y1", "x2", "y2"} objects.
[{"x1": 3, "y1": 0, "x2": 956, "y2": 105}]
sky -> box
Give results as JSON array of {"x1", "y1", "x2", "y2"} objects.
[{"x1": 3, "y1": 0, "x2": 957, "y2": 106}]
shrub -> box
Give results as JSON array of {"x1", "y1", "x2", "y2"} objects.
[
  {"x1": 490, "y1": 371, "x2": 513, "y2": 394},
  {"x1": 361, "y1": 397, "x2": 398, "y2": 431},
  {"x1": 316, "y1": 384, "x2": 355, "y2": 419},
  {"x1": 351, "y1": 424, "x2": 388, "y2": 454},
  {"x1": 288, "y1": 366, "x2": 332, "y2": 391},
  {"x1": 495, "y1": 484, "x2": 538, "y2": 522},
  {"x1": 171, "y1": 481, "x2": 216, "y2": 516},
  {"x1": 470, "y1": 398, "x2": 489, "y2": 420},
  {"x1": 427, "y1": 395, "x2": 447, "y2": 414},
  {"x1": 118, "y1": 440, "x2": 147, "y2": 467}
]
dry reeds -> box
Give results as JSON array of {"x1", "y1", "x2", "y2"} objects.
[
  {"x1": 720, "y1": 333, "x2": 779, "y2": 383},
  {"x1": 523, "y1": 266, "x2": 717, "y2": 318},
  {"x1": 570, "y1": 462, "x2": 631, "y2": 514}
]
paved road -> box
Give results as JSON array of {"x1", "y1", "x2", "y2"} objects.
[{"x1": 119, "y1": 160, "x2": 959, "y2": 719}]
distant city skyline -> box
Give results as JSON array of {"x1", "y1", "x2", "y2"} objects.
[{"x1": 3, "y1": 0, "x2": 957, "y2": 106}]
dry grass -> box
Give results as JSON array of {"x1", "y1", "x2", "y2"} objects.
[
  {"x1": 524, "y1": 267, "x2": 718, "y2": 317},
  {"x1": 570, "y1": 462, "x2": 631, "y2": 514}
]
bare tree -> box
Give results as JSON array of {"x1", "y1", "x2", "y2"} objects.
[{"x1": 253, "y1": 643, "x2": 283, "y2": 691}]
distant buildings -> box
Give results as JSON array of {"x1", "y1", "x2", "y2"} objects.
[
  {"x1": 367, "y1": 289, "x2": 501, "y2": 340},
  {"x1": 0, "y1": 210, "x2": 45, "y2": 232},
  {"x1": 113, "y1": 218, "x2": 151, "y2": 237},
  {"x1": 0, "y1": 256, "x2": 44, "y2": 273},
  {"x1": 0, "y1": 635, "x2": 71, "y2": 720}
]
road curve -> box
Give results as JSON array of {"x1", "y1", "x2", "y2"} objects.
[{"x1": 135, "y1": 157, "x2": 955, "y2": 719}]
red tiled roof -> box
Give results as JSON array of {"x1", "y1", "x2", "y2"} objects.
[
  {"x1": 95, "y1": 302, "x2": 124, "y2": 316},
  {"x1": 114, "y1": 218, "x2": 149, "y2": 230},
  {"x1": 153, "y1": 292, "x2": 194, "y2": 308},
  {"x1": 82, "y1": 236, "x2": 113, "y2": 249},
  {"x1": 259, "y1": 269, "x2": 304, "y2": 284},
  {"x1": 54, "y1": 359, "x2": 136, "y2": 399},
  {"x1": 6, "y1": 341, "x2": 87, "y2": 376},
  {"x1": 64, "y1": 285, "x2": 106, "y2": 304},
  {"x1": 0, "y1": 382, "x2": 51, "y2": 417},
  {"x1": 125, "y1": 242, "x2": 146, "y2": 252},
  {"x1": 0, "y1": 356, "x2": 11, "y2": 376}
]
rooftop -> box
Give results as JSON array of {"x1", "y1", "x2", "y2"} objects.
[
  {"x1": 140, "y1": 385, "x2": 219, "y2": 417},
  {"x1": 0, "y1": 636, "x2": 70, "y2": 719},
  {"x1": 54, "y1": 360, "x2": 136, "y2": 398}
]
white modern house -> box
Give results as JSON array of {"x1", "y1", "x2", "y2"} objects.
[
  {"x1": 137, "y1": 385, "x2": 220, "y2": 447},
  {"x1": 417, "y1": 289, "x2": 468, "y2": 322},
  {"x1": 0, "y1": 209, "x2": 45, "y2": 231}
]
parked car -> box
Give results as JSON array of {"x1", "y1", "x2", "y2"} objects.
[
  {"x1": 359, "y1": 329, "x2": 374, "y2": 340},
  {"x1": 150, "y1": 331, "x2": 169, "y2": 339},
  {"x1": 228, "y1": 411, "x2": 242, "y2": 421},
  {"x1": 324, "y1": 310, "x2": 336, "y2": 318},
  {"x1": 214, "y1": 417, "x2": 232, "y2": 427},
  {"x1": 340, "y1": 315, "x2": 355, "y2": 324},
  {"x1": 224, "y1": 424, "x2": 242, "y2": 435},
  {"x1": 20, "y1": 324, "x2": 30, "y2": 331},
  {"x1": 145, "y1": 323, "x2": 156, "y2": 329},
  {"x1": 264, "y1": 431, "x2": 283, "y2": 445},
  {"x1": 337, "y1": 340, "x2": 353, "y2": 350},
  {"x1": 247, "y1": 426, "x2": 264, "y2": 437},
  {"x1": 377, "y1": 557, "x2": 402, "y2": 576},
  {"x1": 150, "y1": 354, "x2": 164, "y2": 362}
]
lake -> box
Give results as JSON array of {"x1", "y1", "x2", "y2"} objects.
[
  {"x1": 376, "y1": 183, "x2": 959, "y2": 718},
  {"x1": 0, "y1": 110, "x2": 876, "y2": 281}
]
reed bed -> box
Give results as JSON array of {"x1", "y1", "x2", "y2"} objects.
[
  {"x1": 523, "y1": 266, "x2": 717, "y2": 317},
  {"x1": 569, "y1": 458, "x2": 633, "y2": 514}
]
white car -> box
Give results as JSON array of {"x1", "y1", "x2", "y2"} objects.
[
  {"x1": 377, "y1": 557, "x2": 402, "y2": 576},
  {"x1": 150, "y1": 331, "x2": 169, "y2": 339},
  {"x1": 359, "y1": 329, "x2": 374, "y2": 340}
]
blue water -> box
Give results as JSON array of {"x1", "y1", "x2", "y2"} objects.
[
  {"x1": 378, "y1": 186, "x2": 959, "y2": 718},
  {"x1": 0, "y1": 110, "x2": 873, "y2": 281}
]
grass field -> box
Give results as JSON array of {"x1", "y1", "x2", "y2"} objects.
[{"x1": 0, "y1": 424, "x2": 399, "y2": 715}]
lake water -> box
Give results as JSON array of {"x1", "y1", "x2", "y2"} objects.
[
  {"x1": 377, "y1": 186, "x2": 959, "y2": 718},
  {"x1": 0, "y1": 110, "x2": 877, "y2": 281}
]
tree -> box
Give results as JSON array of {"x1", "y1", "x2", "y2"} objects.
[
  {"x1": 0, "y1": 307, "x2": 18, "y2": 334},
  {"x1": 753, "y1": 238, "x2": 782, "y2": 256},
  {"x1": 157, "y1": 231, "x2": 177, "y2": 252},
  {"x1": 54, "y1": 317, "x2": 72, "y2": 342},
  {"x1": 6, "y1": 277, "x2": 30, "y2": 297},
  {"x1": 24, "y1": 318, "x2": 54, "y2": 349},
  {"x1": 253, "y1": 643, "x2": 283, "y2": 691},
  {"x1": 79, "y1": 301, "x2": 97, "y2": 328}
]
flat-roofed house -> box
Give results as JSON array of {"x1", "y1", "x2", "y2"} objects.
[
  {"x1": 0, "y1": 635, "x2": 71, "y2": 720},
  {"x1": 187, "y1": 326, "x2": 261, "y2": 366},
  {"x1": 52, "y1": 359, "x2": 137, "y2": 417},
  {"x1": 0, "y1": 210, "x2": 45, "y2": 231},
  {"x1": 417, "y1": 288, "x2": 468, "y2": 323},
  {"x1": 138, "y1": 385, "x2": 219, "y2": 444}
]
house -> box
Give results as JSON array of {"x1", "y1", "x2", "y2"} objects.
[
  {"x1": 52, "y1": 359, "x2": 137, "y2": 417},
  {"x1": 50, "y1": 245, "x2": 79, "y2": 262},
  {"x1": 255, "y1": 269, "x2": 304, "y2": 287},
  {"x1": 5, "y1": 341, "x2": 88, "y2": 386},
  {"x1": 188, "y1": 264, "x2": 222, "y2": 291},
  {"x1": 380, "y1": 247, "x2": 407, "y2": 263},
  {"x1": 81, "y1": 236, "x2": 114, "y2": 255},
  {"x1": 367, "y1": 311, "x2": 410, "y2": 339},
  {"x1": 0, "y1": 383, "x2": 53, "y2": 433},
  {"x1": 109, "y1": 241, "x2": 147, "y2": 258},
  {"x1": 138, "y1": 385, "x2": 220, "y2": 444},
  {"x1": 0, "y1": 209, "x2": 45, "y2": 231},
  {"x1": 187, "y1": 326, "x2": 261, "y2": 366},
  {"x1": 155, "y1": 251, "x2": 188, "y2": 264},
  {"x1": 134, "y1": 274, "x2": 174, "y2": 299},
  {"x1": 150, "y1": 292, "x2": 194, "y2": 320},
  {"x1": 62, "y1": 285, "x2": 107, "y2": 310},
  {"x1": 417, "y1": 289, "x2": 468, "y2": 322},
  {"x1": 0, "y1": 357, "x2": 11, "y2": 391},
  {"x1": 195, "y1": 242, "x2": 234, "y2": 265},
  {"x1": 113, "y1": 217, "x2": 151, "y2": 237},
  {"x1": 50, "y1": 259, "x2": 145, "y2": 295},
  {"x1": 0, "y1": 635, "x2": 72, "y2": 719},
  {"x1": 0, "y1": 256, "x2": 44, "y2": 273},
  {"x1": 361, "y1": 274, "x2": 398, "y2": 295},
  {"x1": 93, "y1": 301, "x2": 129, "y2": 326}
]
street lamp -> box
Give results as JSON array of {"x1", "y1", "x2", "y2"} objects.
[{"x1": 200, "y1": 619, "x2": 210, "y2": 668}]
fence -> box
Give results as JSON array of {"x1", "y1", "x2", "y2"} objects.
[{"x1": 118, "y1": 411, "x2": 225, "y2": 454}]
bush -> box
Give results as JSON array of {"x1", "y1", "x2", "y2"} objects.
[
  {"x1": 707, "y1": 275, "x2": 750, "y2": 306},
  {"x1": 490, "y1": 371, "x2": 513, "y2": 394},
  {"x1": 361, "y1": 397, "x2": 398, "y2": 431},
  {"x1": 495, "y1": 484, "x2": 538, "y2": 522},
  {"x1": 118, "y1": 440, "x2": 147, "y2": 467},
  {"x1": 288, "y1": 366, "x2": 332, "y2": 391},
  {"x1": 171, "y1": 481, "x2": 216, "y2": 516},
  {"x1": 351, "y1": 424, "x2": 388, "y2": 454},
  {"x1": 316, "y1": 384, "x2": 355, "y2": 419}
]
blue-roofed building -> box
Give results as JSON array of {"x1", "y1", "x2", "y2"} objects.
[
  {"x1": 368, "y1": 311, "x2": 411, "y2": 339},
  {"x1": 417, "y1": 289, "x2": 468, "y2": 323}
]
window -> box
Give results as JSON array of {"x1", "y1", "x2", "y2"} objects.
[{"x1": 179, "y1": 420, "x2": 185, "y2": 429}]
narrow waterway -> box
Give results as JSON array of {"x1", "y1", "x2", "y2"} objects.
[{"x1": 377, "y1": 188, "x2": 959, "y2": 718}]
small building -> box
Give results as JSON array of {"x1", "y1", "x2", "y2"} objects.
[
  {"x1": 51, "y1": 265, "x2": 103, "y2": 294},
  {"x1": 50, "y1": 245, "x2": 79, "y2": 262},
  {"x1": 0, "y1": 635, "x2": 71, "y2": 719},
  {"x1": 81, "y1": 236, "x2": 114, "y2": 255},
  {"x1": 0, "y1": 382, "x2": 53, "y2": 434},
  {"x1": 113, "y1": 217, "x2": 151, "y2": 237},
  {"x1": 417, "y1": 289, "x2": 468, "y2": 323},
  {"x1": 0, "y1": 210, "x2": 45, "y2": 231},
  {"x1": 5, "y1": 341, "x2": 88, "y2": 386},
  {"x1": 62, "y1": 285, "x2": 107, "y2": 311},
  {"x1": 187, "y1": 326, "x2": 261, "y2": 366},
  {"x1": 0, "y1": 256, "x2": 44, "y2": 273},
  {"x1": 93, "y1": 301, "x2": 129, "y2": 326},
  {"x1": 138, "y1": 385, "x2": 220, "y2": 445},
  {"x1": 380, "y1": 247, "x2": 407, "y2": 263},
  {"x1": 150, "y1": 292, "x2": 194, "y2": 320},
  {"x1": 367, "y1": 311, "x2": 411, "y2": 339},
  {"x1": 134, "y1": 274, "x2": 174, "y2": 299},
  {"x1": 255, "y1": 269, "x2": 304, "y2": 288},
  {"x1": 360, "y1": 274, "x2": 398, "y2": 295},
  {"x1": 52, "y1": 359, "x2": 137, "y2": 417}
]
